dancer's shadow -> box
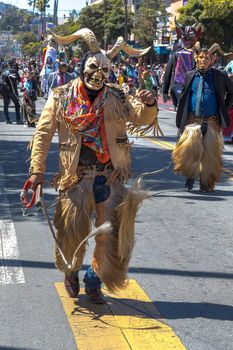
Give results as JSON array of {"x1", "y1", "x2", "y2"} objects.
[
  {"x1": 72, "y1": 294, "x2": 233, "y2": 328},
  {"x1": 72, "y1": 293, "x2": 162, "y2": 331}
]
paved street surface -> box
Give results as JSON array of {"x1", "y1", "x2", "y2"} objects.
[{"x1": 1, "y1": 94, "x2": 233, "y2": 350}]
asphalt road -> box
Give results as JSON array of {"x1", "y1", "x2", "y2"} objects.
[{"x1": 0, "y1": 95, "x2": 233, "y2": 350}]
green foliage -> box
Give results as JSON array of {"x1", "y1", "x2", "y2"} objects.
[
  {"x1": 0, "y1": 6, "x2": 39, "y2": 34},
  {"x1": 102, "y1": 0, "x2": 132, "y2": 46},
  {"x1": 15, "y1": 32, "x2": 40, "y2": 57},
  {"x1": 178, "y1": 0, "x2": 233, "y2": 50},
  {"x1": 0, "y1": 7, "x2": 22, "y2": 33},
  {"x1": 23, "y1": 41, "x2": 42, "y2": 57},
  {"x1": 55, "y1": 0, "x2": 133, "y2": 51},
  {"x1": 76, "y1": 4, "x2": 105, "y2": 47},
  {"x1": 16, "y1": 32, "x2": 37, "y2": 46},
  {"x1": 34, "y1": 0, "x2": 50, "y2": 14},
  {"x1": 134, "y1": 0, "x2": 169, "y2": 47}
]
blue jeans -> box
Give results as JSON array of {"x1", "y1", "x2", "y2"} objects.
[
  {"x1": 92, "y1": 175, "x2": 110, "y2": 204},
  {"x1": 82, "y1": 176, "x2": 110, "y2": 289},
  {"x1": 83, "y1": 266, "x2": 102, "y2": 290}
]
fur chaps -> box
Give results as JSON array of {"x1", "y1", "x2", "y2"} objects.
[
  {"x1": 54, "y1": 179, "x2": 95, "y2": 274},
  {"x1": 200, "y1": 124, "x2": 224, "y2": 190},
  {"x1": 172, "y1": 124, "x2": 203, "y2": 179},
  {"x1": 54, "y1": 177, "x2": 147, "y2": 292},
  {"x1": 172, "y1": 122, "x2": 224, "y2": 188},
  {"x1": 93, "y1": 180, "x2": 147, "y2": 292}
]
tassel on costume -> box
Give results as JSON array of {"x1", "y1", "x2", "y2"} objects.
[
  {"x1": 94, "y1": 181, "x2": 148, "y2": 292},
  {"x1": 200, "y1": 124, "x2": 224, "y2": 190},
  {"x1": 172, "y1": 124, "x2": 203, "y2": 179},
  {"x1": 54, "y1": 180, "x2": 95, "y2": 274}
]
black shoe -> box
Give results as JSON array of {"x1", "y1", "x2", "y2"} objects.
[
  {"x1": 16, "y1": 120, "x2": 24, "y2": 125},
  {"x1": 6, "y1": 119, "x2": 12, "y2": 124},
  {"x1": 64, "y1": 272, "x2": 80, "y2": 298},
  {"x1": 85, "y1": 287, "x2": 107, "y2": 304},
  {"x1": 185, "y1": 178, "x2": 195, "y2": 191}
]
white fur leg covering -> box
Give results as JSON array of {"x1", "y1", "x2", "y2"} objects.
[
  {"x1": 172, "y1": 124, "x2": 203, "y2": 178},
  {"x1": 95, "y1": 180, "x2": 147, "y2": 292},
  {"x1": 54, "y1": 180, "x2": 95, "y2": 274},
  {"x1": 200, "y1": 125, "x2": 224, "y2": 190}
]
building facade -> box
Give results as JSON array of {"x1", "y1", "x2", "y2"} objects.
[{"x1": 170, "y1": 0, "x2": 188, "y2": 20}]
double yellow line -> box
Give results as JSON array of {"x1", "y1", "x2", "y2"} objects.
[
  {"x1": 146, "y1": 138, "x2": 175, "y2": 151},
  {"x1": 144, "y1": 135, "x2": 233, "y2": 179}
]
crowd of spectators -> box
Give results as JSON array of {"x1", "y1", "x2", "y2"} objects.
[{"x1": 0, "y1": 55, "x2": 167, "y2": 127}]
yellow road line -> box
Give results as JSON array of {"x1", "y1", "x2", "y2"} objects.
[
  {"x1": 144, "y1": 136, "x2": 233, "y2": 178},
  {"x1": 55, "y1": 280, "x2": 186, "y2": 350},
  {"x1": 146, "y1": 139, "x2": 175, "y2": 150}
]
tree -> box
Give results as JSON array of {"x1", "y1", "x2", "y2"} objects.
[
  {"x1": 178, "y1": 0, "x2": 233, "y2": 50},
  {"x1": 15, "y1": 32, "x2": 41, "y2": 56},
  {"x1": 32, "y1": 0, "x2": 50, "y2": 33},
  {"x1": 18, "y1": 9, "x2": 34, "y2": 31},
  {"x1": 16, "y1": 32, "x2": 37, "y2": 46},
  {"x1": 78, "y1": 0, "x2": 133, "y2": 47},
  {"x1": 53, "y1": 0, "x2": 134, "y2": 56},
  {"x1": 76, "y1": 4, "x2": 105, "y2": 47},
  {"x1": 0, "y1": 7, "x2": 22, "y2": 33},
  {"x1": 28, "y1": 0, "x2": 36, "y2": 14},
  {"x1": 23, "y1": 42, "x2": 42, "y2": 57},
  {"x1": 103, "y1": 0, "x2": 132, "y2": 46},
  {"x1": 134, "y1": 0, "x2": 169, "y2": 47}
]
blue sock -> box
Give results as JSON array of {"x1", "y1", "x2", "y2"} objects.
[{"x1": 83, "y1": 266, "x2": 102, "y2": 290}]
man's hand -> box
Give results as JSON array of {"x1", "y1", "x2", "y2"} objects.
[
  {"x1": 29, "y1": 173, "x2": 45, "y2": 191},
  {"x1": 138, "y1": 90, "x2": 156, "y2": 106}
]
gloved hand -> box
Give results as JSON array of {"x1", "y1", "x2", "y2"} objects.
[
  {"x1": 138, "y1": 89, "x2": 156, "y2": 106},
  {"x1": 163, "y1": 93, "x2": 169, "y2": 103},
  {"x1": 29, "y1": 173, "x2": 45, "y2": 191}
]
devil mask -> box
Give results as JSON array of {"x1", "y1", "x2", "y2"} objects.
[
  {"x1": 49, "y1": 28, "x2": 151, "y2": 91},
  {"x1": 175, "y1": 17, "x2": 204, "y2": 49}
]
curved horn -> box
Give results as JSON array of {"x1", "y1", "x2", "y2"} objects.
[
  {"x1": 106, "y1": 36, "x2": 151, "y2": 59},
  {"x1": 191, "y1": 16, "x2": 199, "y2": 27},
  {"x1": 174, "y1": 16, "x2": 182, "y2": 28},
  {"x1": 208, "y1": 43, "x2": 233, "y2": 57},
  {"x1": 106, "y1": 37, "x2": 125, "y2": 59},
  {"x1": 48, "y1": 28, "x2": 100, "y2": 54},
  {"x1": 122, "y1": 43, "x2": 151, "y2": 57}
]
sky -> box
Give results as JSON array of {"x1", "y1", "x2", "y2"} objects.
[{"x1": 5, "y1": 0, "x2": 88, "y2": 16}]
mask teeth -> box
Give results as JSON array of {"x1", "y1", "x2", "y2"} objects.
[{"x1": 89, "y1": 77, "x2": 102, "y2": 87}]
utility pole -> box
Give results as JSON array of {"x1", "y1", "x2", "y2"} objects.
[
  {"x1": 124, "y1": 0, "x2": 128, "y2": 42},
  {"x1": 53, "y1": 0, "x2": 58, "y2": 26}
]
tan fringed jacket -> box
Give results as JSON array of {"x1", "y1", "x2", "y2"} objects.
[{"x1": 30, "y1": 79, "x2": 158, "y2": 190}]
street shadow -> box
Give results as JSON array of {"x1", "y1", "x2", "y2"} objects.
[
  {"x1": 153, "y1": 192, "x2": 227, "y2": 202},
  {"x1": 73, "y1": 294, "x2": 233, "y2": 322},
  {"x1": 155, "y1": 301, "x2": 233, "y2": 321},
  {"x1": 2, "y1": 259, "x2": 233, "y2": 281},
  {"x1": 0, "y1": 347, "x2": 39, "y2": 350},
  {"x1": 73, "y1": 293, "x2": 162, "y2": 327},
  {"x1": 1, "y1": 135, "x2": 233, "y2": 223},
  {"x1": 0, "y1": 138, "x2": 59, "y2": 222}
]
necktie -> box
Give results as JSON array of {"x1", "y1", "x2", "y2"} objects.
[
  {"x1": 195, "y1": 74, "x2": 204, "y2": 117},
  {"x1": 60, "y1": 73, "x2": 65, "y2": 85}
]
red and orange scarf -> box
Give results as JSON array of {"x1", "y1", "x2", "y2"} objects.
[{"x1": 63, "y1": 80, "x2": 110, "y2": 164}]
